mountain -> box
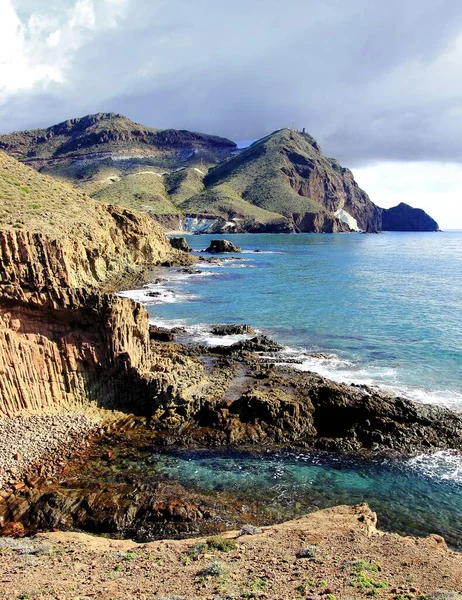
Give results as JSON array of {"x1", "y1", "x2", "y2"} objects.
[
  {"x1": 183, "y1": 128, "x2": 382, "y2": 232},
  {"x1": 0, "y1": 113, "x2": 236, "y2": 218},
  {"x1": 0, "y1": 116, "x2": 438, "y2": 233},
  {"x1": 381, "y1": 202, "x2": 439, "y2": 231},
  {"x1": 0, "y1": 112, "x2": 236, "y2": 164}
]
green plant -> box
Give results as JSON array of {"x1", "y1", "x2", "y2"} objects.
[
  {"x1": 242, "y1": 576, "x2": 269, "y2": 597},
  {"x1": 197, "y1": 560, "x2": 228, "y2": 578},
  {"x1": 187, "y1": 541, "x2": 207, "y2": 559},
  {"x1": 206, "y1": 535, "x2": 237, "y2": 553},
  {"x1": 351, "y1": 560, "x2": 380, "y2": 573},
  {"x1": 352, "y1": 569, "x2": 388, "y2": 591}
]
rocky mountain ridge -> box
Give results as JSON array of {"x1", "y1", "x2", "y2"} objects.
[{"x1": 0, "y1": 115, "x2": 439, "y2": 233}]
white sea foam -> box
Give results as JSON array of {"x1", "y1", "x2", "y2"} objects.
[
  {"x1": 118, "y1": 283, "x2": 196, "y2": 305},
  {"x1": 261, "y1": 346, "x2": 462, "y2": 411},
  {"x1": 406, "y1": 451, "x2": 462, "y2": 485},
  {"x1": 240, "y1": 250, "x2": 284, "y2": 254},
  {"x1": 146, "y1": 319, "x2": 258, "y2": 347}
]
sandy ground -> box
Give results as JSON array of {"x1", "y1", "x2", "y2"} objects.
[{"x1": 0, "y1": 504, "x2": 460, "y2": 600}]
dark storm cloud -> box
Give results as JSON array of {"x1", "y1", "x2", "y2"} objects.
[{"x1": 2, "y1": 0, "x2": 462, "y2": 166}]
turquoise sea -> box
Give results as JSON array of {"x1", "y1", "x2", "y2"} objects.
[
  {"x1": 120, "y1": 231, "x2": 462, "y2": 544},
  {"x1": 126, "y1": 231, "x2": 462, "y2": 409}
]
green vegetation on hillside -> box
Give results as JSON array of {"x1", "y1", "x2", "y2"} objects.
[
  {"x1": 199, "y1": 128, "x2": 338, "y2": 218},
  {"x1": 93, "y1": 172, "x2": 178, "y2": 214},
  {"x1": 0, "y1": 152, "x2": 105, "y2": 236},
  {"x1": 0, "y1": 119, "x2": 383, "y2": 231},
  {"x1": 165, "y1": 167, "x2": 206, "y2": 204},
  {"x1": 0, "y1": 113, "x2": 236, "y2": 161},
  {"x1": 180, "y1": 183, "x2": 284, "y2": 223}
]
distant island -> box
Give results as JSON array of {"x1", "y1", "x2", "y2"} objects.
[{"x1": 0, "y1": 112, "x2": 439, "y2": 233}]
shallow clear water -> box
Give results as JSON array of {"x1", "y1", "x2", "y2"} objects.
[
  {"x1": 153, "y1": 448, "x2": 462, "y2": 548},
  {"x1": 143, "y1": 232, "x2": 462, "y2": 410}
]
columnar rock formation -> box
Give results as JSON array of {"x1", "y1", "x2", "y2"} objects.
[{"x1": 0, "y1": 152, "x2": 191, "y2": 417}]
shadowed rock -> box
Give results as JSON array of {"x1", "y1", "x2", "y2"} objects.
[
  {"x1": 205, "y1": 239, "x2": 241, "y2": 253},
  {"x1": 169, "y1": 237, "x2": 191, "y2": 252}
]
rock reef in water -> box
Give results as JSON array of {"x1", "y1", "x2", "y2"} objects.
[
  {"x1": 169, "y1": 236, "x2": 191, "y2": 252},
  {"x1": 205, "y1": 239, "x2": 242, "y2": 253}
]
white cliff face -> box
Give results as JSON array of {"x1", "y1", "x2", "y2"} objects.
[
  {"x1": 184, "y1": 216, "x2": 221, "y2": 233},
  {"x1": 334, "y1": 209, "x2": 361, "y2": 231}
]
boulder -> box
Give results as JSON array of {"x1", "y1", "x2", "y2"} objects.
[
  {"x1": 169, "y1": 236, "x2": 191, "y2": 252},
  {"x1": 212, "y1": 335, "x2": 283, "y2": 355},
  {"x1": 205, "y1": 239, "x2": 241, "y2": 253},
  {"x1": 148, "y1": 325, "x2": 175, "y2": 342}
]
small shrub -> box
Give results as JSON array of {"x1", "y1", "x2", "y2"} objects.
[
  {"x1": 206, "y1": 535, "x2": 237, "y2": 552},
  {"x1": 351, "y1": 560, "x2": 380, "y2": 573},
  {"x1": 352, "y1": 569, "x2": 388, "y2": 591},
  {"x1": 242, "y1": 576, "x2": 269, "y2": 598},
  {"x1": 187, "y1": 541, "x2": 207, "y2": 559},
  {"x1": 198, "y1": 560, "x2": 228, "y2": 578},
  {"x1": 122, "y1": 551, "x2": 137, "y2": 561}
]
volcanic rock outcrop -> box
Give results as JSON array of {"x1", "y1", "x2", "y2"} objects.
[
  {"x1": 381, "y1": 202, "x2": 439, "y2": 231},
  {"x1": 0, "y1": 152, "x2": 193, "y2": 417}
]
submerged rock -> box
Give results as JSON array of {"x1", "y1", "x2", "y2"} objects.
[{"x1": 205, "y1": 239, "x2": 241, "y2": 253}]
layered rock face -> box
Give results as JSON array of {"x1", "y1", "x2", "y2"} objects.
[{"x1": 0, "y1": 153, "x2": 192, "y2": 417}]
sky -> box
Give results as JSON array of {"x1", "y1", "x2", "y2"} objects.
[{"x1": 1, "y1": 0, "x2": 462, "y2": 228}]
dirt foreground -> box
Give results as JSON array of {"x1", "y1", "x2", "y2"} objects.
[{"x1": 0, "y1": 504, "x2": 460, "y2": 600}]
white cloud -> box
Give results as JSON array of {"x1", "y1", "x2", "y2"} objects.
[
  {"x1": 353, "y1": 162, "x2": 462, "y2": 229},
  {"x1": 0, "y1": 0, "x2": 129, "y2": 103}
]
